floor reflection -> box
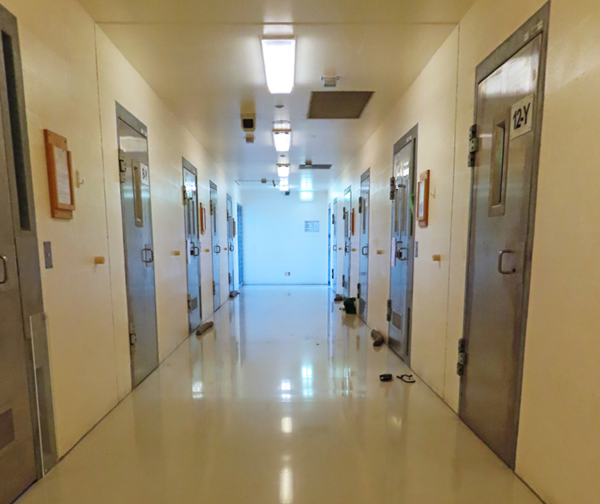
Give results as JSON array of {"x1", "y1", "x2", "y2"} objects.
[{"x1": 18, "y1": 286, "x2": 542, "y2": 504}]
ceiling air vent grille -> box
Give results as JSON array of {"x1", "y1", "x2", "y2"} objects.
[
  {"x1": 307, "y1": 91, "x2": 374, "y2": 119},
  {"x1": 299, "y1": 164, "x2": 332, "y2": 170}
]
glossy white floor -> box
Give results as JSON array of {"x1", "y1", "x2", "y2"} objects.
[{"x1": 19, "y1": 286, "x2": 541, "y2": 504}]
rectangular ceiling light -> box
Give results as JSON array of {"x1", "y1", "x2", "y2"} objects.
[
  {"x1": 277, "y1": 164, "x2": 290, "y2": 178},
  {"x1": 261, "y1": 37, "x2": 296, "y2": 94},
  {"x1": 273, "y1": 120, "x2": 292, "y2": 152}
]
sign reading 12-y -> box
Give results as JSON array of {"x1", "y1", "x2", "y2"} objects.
[{"x1": 510, "y1": 94, "x2": 535, "y2": 139}]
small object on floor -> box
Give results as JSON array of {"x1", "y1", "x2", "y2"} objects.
[
  {"x1": 343, "y1": 297, "x2": 357, "y2": 314},
  {"x1": 196, "y1": 321, "x2": 214, "y2": 336},
  {"x1": 379, "y1": 373, "x2": 393, "y2": 382},
  {"x1": 371, "y1": 330, "x2": 384, "y2": 347},
  {"x1": 397, "y1": 374, "x2": 416, "y2": 384},
  {"x1": 334, "y1": 294, "x2": 344, "y2": 303},
  {"x1": 229, "y1": 290, "x2": 239, "y2": 299}
]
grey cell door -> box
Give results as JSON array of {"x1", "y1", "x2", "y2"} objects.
[
  {"x1": 183, "y1": 159, "x2": 201, "y2": 333},
  {"x1": 460, "y1": 6, "x2": 548, "y2": 470},
  {"x1": 342, "y1": 188, "x2": 352, "y2": 298},
  {"x1": 210, "y1": 181, "x2": 221, "y2": 311},
  {"x1": 388, "y1": 127, "x2": 417, "y2": 363},
  {"x1": 237, "y1": 204, "x2": 244, "y2": 286},
  {"x1": 358, "y1": 170, "x2": 370, "y2": 322},
  {"x1": 0, "y1": 99, "x2": 37, "y2": 504},
  {"x1": 117, "y1": 107, "x2": 159, "y2": 388},
  {"x1": 226, "y1": 194, "x2": 235, "y2": 295},
  {"x1": 331, "y1": 198, "x2": 337, "y2": 292}
]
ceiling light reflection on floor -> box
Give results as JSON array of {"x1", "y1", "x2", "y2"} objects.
[
  {"x1": 279, "y1": 467, "x2": 293, "y2": 504},
  {"x1": 281, "y1": 417, "x2": 292, "y2": 434}
]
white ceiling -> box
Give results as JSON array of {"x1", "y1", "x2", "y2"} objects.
[{"x1": 78, "y1": 0, "x2": 474, "y2": 189}]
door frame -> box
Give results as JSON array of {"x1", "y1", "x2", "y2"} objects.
[
  {"x1": 358, "y1": 169, "x2": 370, "y2": 322},
  {"x1": 237, "y1": 203, "x2": 243, "y2": 286},
  {"x1": 343, "y1": 186, "x2": 352, "y2": 297},
  {"x1": 331, "y1": 198, "x2": 337, "y2": 292},
  {"x1": 0, "y1": 5, "x2": 57, "y2": 477},
  {"x1": 226, "y1": 193, "x2": 234, "y2": 294},
  {"x1": 182, "y1": 158, "x2": 201, "y2": 332},
  {"x1": 459, "y1": 2, "x2": 550, "y2": 468},
  {"x1": 209, "y1": 180, "x2": 220, "y2": 311},
  {"x1": 388, "y1": 125, "x2": 418, "y2": 365}
]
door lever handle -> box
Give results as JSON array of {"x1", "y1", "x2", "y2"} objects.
[
  {"x1": 0, "y1": 256, "x2": 7, "y2": 284},
  {"x1": 361, "y1": 246, "x2": 368, "y2": 256},
  {"x1": 498, "y1": 250, "x2": 516, "y2": 275},
  {"x1": 214, "y1": 245, "x2": 221, "y2": 254},
  {"x1": 142, "y1": 248, "x2": 154, "y2": 264}
]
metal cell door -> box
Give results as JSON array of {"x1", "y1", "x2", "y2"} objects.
[
  {"x1": 460, "y1": 5, "x2": 549, "y2": 469},
  {"x1": 210, "y1": 181, "x2": 221, "y2": 311},
  {"x1": 183, "y1": 159, "x2": 201, "y2": 333},
  {"x1": 331, "y1": 198, "x2": 338, "y2": 292},
  {"x1": 226, "y1": 194, "x2": 235, "y2": 295},
  {"x1": 342, "y1": 188, "x2": 351, "y2": 298},
  {"x1": 117, "y1": 106, "x2": 159, "y2": 387},
  {"x1": 358, "y1": 170, "x2": 370, "y2": 322},
  {"x1": 388, "y1": 127, "x2": 417, "y2": 362},
  {"x1": 328, "y1": 205, "x2": 331, "y2": 287},
  {"x1": 0, "y1": 90, "x2": 36, "y2": 504},
  {"x1": 237, "y1": 203, "x2": 244, "y2": 286}
]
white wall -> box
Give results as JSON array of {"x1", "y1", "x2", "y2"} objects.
[{"x1": 242, "y1": 189, "x2": 329, "y2": 285}]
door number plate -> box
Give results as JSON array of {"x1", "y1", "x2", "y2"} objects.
[{"x1": 510, "y1": 94, "x2": 534, "y2": 139}]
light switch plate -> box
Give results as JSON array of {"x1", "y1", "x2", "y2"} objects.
[{"x1": 43, "y1": 241, "x2": 53, "y2": 269}]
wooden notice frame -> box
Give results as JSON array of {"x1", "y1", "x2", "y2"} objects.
[
  {"x1": 351, "y1": 208, "x2": 356, "y2": 235},
  {"x1": 44, "y1": 130, "x2": 75, "y2": 220},
  {"x1": 200, "y1": 202, "x2": 207, "y2": 235},
  {"x1": 417, "y1": 169, "x2": 430, "y2": 228}
]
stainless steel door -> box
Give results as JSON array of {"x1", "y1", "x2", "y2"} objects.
[
  {"x1": 460, "y1": 7, "x2": 548, "y2": 469},
  {"x1": 358, "y1": 171, "x2": 370, "y2": 322},
  {"x1": 342, "y1": 188, "x2": 351, "y2": 298},
  {"x1": 117, "y1": 111, "x2": 159, "y2": 387},
  {"x1": 226, "y1": 194, "x2": 234, "y2": 295},
  {"x1": 210, "y1": 182, "x2": 221, "y2": 311},
  {"x1": 236, "y1": 203, "x2": 244, "y2": 286},
  {"x1": 331, "y1": 198, "x2": 337, "y2": 292},
  {"x1": 183, "y1": 160, "x2": 201, "y2": 332},
  {"x1": 0, "y1": 99, "x2": 36, "y2": 504},
  {"x1": 388, "y1": 128, "x2": 417, "y2": 362}
]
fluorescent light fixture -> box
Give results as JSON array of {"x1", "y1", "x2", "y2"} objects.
[
  {"x1": 300, "y1": 191, "x2": 313, "y2": 201},
  {"x1": 261, "y1": 37, "x2": 296, "y2": 94},
  {"x1": 277, "y1": 164, "x2": 290, "y2": 178},
  {"x1": 273, "y1": 120, "x2": 292, "y2": 152}
]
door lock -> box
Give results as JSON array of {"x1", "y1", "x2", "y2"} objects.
[
  {"x1": 361, "y1": 246, "x2": 368, "y2": 256},
  {"x1": 141, "y1": 247, "x2": 154, "y2": 264}
]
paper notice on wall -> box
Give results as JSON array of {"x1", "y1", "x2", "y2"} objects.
[
  {"x1": 305, "y1": 221, "x2": 319, "y2": 232},
  {"x1": 53, "y1": 146, "x2": 72, "y2": 206}
]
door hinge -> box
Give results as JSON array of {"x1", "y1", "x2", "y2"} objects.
[
  {"x1": 390, "y1": 176, "x2": 396, "y2": 200},
  {"x1": 468, "y1": 124, "x2": 478, "y2": 168},
  {"x1": 332, "y1": 214, "x2": 335, "y2": 225},
  {"x1": 213, "y1": 280, "x2": 216, "y2": 295},
  {"x1": 210, "y1": 201, "x2": 214, "y2": 216},
  {"x1": 342, "y1": 274, "x2": 346, "y2": 288},
  {"x1": 386, "y1": 299, "x2": 392, "y2": 322},
  {"x1": 358, "y1": 197, "x2": 364, "y2": 213},
  {"x1": 457, "y1": 337, "x2": 467, "y2": 376},
  {"x1": 343, "y1": 207, "x2": 347, "y2": 220},
  {"x1": 182, "y1": 186, "x2": 187, "y2": 205},
  {"x1": 331, "y1": 268, "x2": 334, "y2": 280},
  {"x1": 187, "y1": 294, "x2": 192, "y2": 312},
  {"x1": 129, "y1": 322, "x2": 137, "y2": 348},
  {"x1": 357, "y1": 282, "x2": 361, "y2": 299},
  {"x1": 228, "y1": 272, "x2": 231, "y2": 284},
  {"x1": 119, "y1": 149, "x2": 127, "y2": 183}
]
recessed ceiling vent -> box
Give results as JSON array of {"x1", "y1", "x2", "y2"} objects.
[
  {"x1": 299, "y1": 164, "x2": 331, "y2": 170},
  {"x1": 307, "y1": 91, "x2": 374, "y2": 119}
]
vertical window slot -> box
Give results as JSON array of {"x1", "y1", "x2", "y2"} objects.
[
  {"x1": 489, "y1": 112, "x2": 510, "y2": 216},
  {"x1": 132, "y1": 160, "x2": 144, "y2": 227},
  {"x1": 2, "y1": 32, "x2": 30, "y2": 230}
]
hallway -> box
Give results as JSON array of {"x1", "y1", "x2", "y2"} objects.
[{"x1": 18, "y1": 287, "x2": 540, "y2": 504}]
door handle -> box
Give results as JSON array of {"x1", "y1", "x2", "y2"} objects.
[
  {"x1": 214, "y1": 245, "x2": 221, "y2": 254},
  {"x1": 0, "y1": 256, "x2": 8, "y2": 284},
  {"x1": 361, "y1": 246, "x2": 368, "y2": 256},
  {"x1": 142, "y1": 247, "x2": 154, "y2": 264},
  {"x1": 396, "y1": 247, "x2": 408, "y2": 261},
  {"x1": 498, "y1": 250, "x2": 516, "y2": 275},
  {"x1": 230, "y1": 244, "x2": 235, "y2": 252},
  {"x1": 191, "y1": 245, "x2": 200, "y2": 257}
]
